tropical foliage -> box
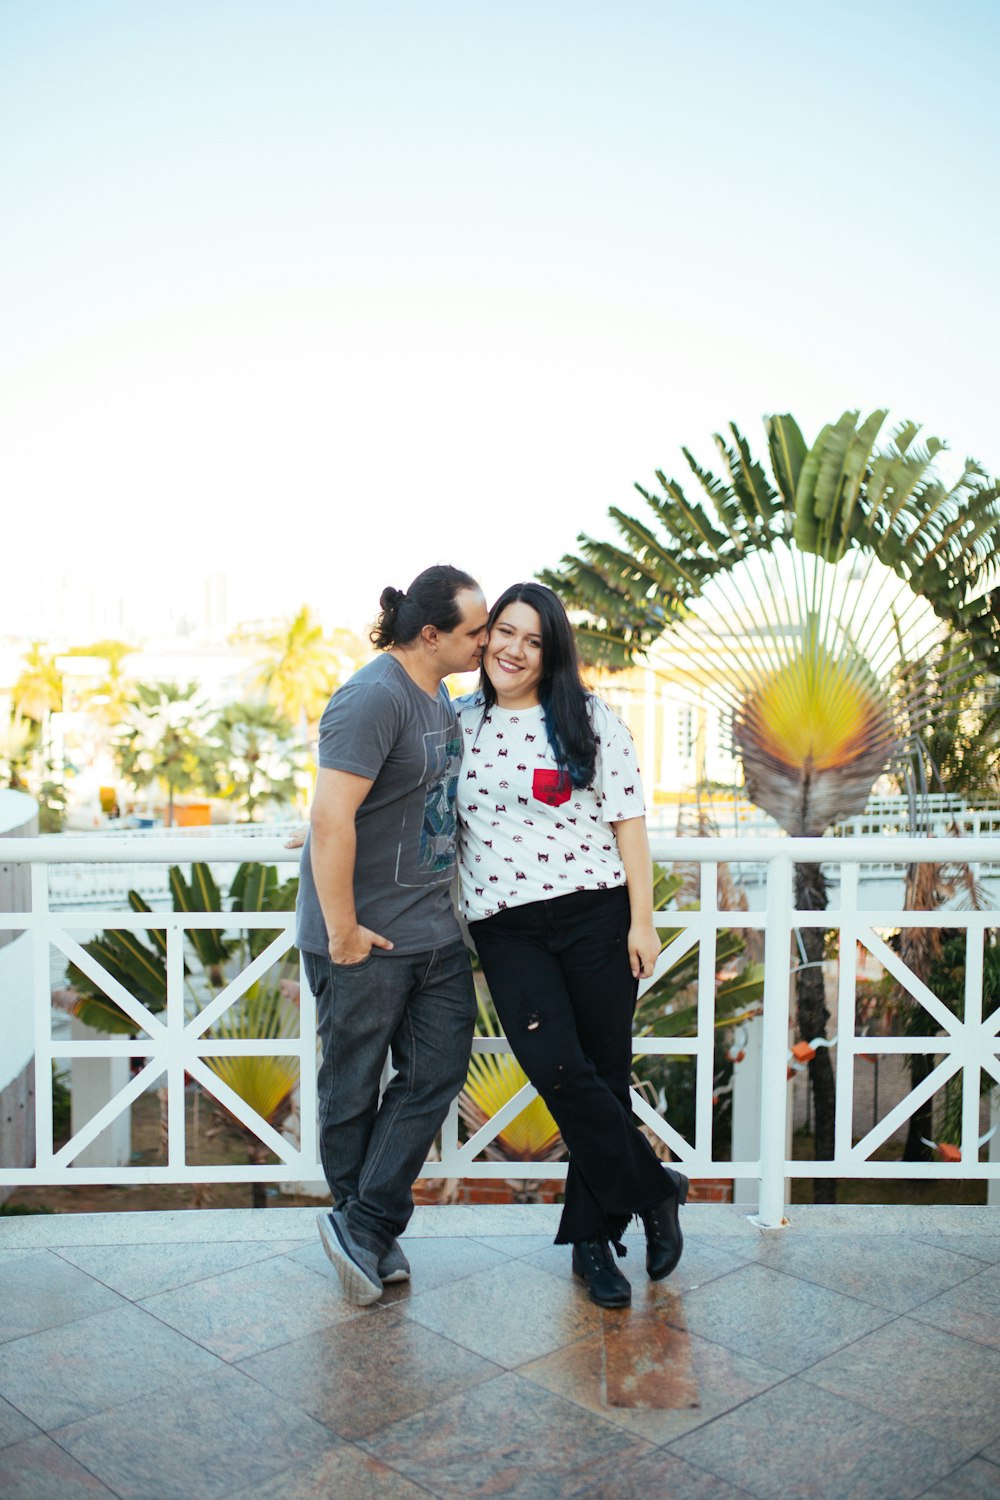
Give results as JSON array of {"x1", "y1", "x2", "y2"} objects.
[
  {"x1": 12, "y1": 642, "x2": 63, "y2": 723},
  {"x1": 5, "y1": 643, "x2": 69, "y2": 827},
  {"x1": 65, "y1": 860, "x2": 299, "y2": 1032},
  {"x1": 114, "y1": 682, "x2": 215, "y2": 826},
  {"x1": 63, "y1": 861, "x2": 300, "y2": 1204},
  {"x1": 63, "y1": 640, "x2": 137, "y2": 737},
  {"x1": 542, "y1": 410, "x2": 1000, "y2": 832},
  {"x1": 0, "y1": 713, "x2": 37, "y2": 793},
  {"x1": 204, "y1": 702, "x2": 305, "y2": 821},
  {"x1": 233, "y1": 606, "x2": 370, "y2": 735},
  {"x1": 541, "y1": 410, "x2": 1000, "y2": 1199}
]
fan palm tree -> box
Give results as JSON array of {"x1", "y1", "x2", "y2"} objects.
[{"x1": 542, "y1": 410, "x2": 1000, "y2": 1199}]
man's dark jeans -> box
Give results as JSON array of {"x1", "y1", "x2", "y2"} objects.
[{"x1": 303, "y1": 939, "x2": 476, "y2": 1254}]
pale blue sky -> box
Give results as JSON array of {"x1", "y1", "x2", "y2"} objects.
[{"x1": 2, "y1": 0, "x2": 998, "y2": 636}]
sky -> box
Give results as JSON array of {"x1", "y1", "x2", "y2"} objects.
[{"x1": 2, "y1": 0, "x2": 999, "y2": 640}]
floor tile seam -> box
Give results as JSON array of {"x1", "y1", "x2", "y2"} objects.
[
  {"x1": 478, "y1": 1367, "x2": 665, "y2": 1468},
  {"x1": 395, "y1": 1295, "x2": 582, "y2": 1372},
  {"x1": 906, "y1": 1305, "x2": 1000, "y2": 1354},
  {"x1": 895, "y1": 1257, "x2": 1000, "y2": 1300},
  {"x1": 674, "y1": 1256, "x2": 758, "y2": 1291},
  {"x1": 794, "y1": 1345, "x2": 1000, "y2": 1452},
  {"x1": 122, "y1": 1292, "x2": 265, "y2": 1363},
  {"x1": 909, "y1": 1234, "x2": 1000, "y2": 1266},
  {"x1": 47, "y1": 1244, "x2": 276, "y2": 1304},
  {"x1": 909, "y1": 1450, "x2": 1000, "y2": 1500},
  {"x1": 226, "y1": 1307, "x2": 377, "y2": 1376},
  {"x1": 370, "y1": 1365, "x2": 641, "y2": 1453},
  {"x1": 469, "y1": 1233, "x2": 546, "y2": 1257},
  {"x1": 34, "y1": 1352, "x2": 248, "y2": 1438},
  {"x1": 642, "y1": 1320, "x2": 794, "y2": 1384},
  {"x1": 41, "y1": 1359, "x2": 339, "y2": 1450},
  {"x1": 512, "y1": 1320, "x2": 740, "y2": 1434},
  {"x1": 0, "y1": 1290, "x2": 139, "y2": 1352},
  {"x1": 656, "y1": 1432, "x2": 767, "y2": 1498},
  {"x1": 656, "y1": 1364, "x2": 799, "y2": 1442},
  {"x1": 513, "y1": 1350, "x2": 726, "y2": 1445},
  {"x1": 231, "y1": 1315, "x2": 508, "y2": 1421},
  {"x1": 394, "y1": 1251, "x2": 571, "y2": 1307},
  {"x1": 0, "y1": 1396, "x2": 48, "y2": 1446},
  {"x1": 388, "y1": 1319, "x2": 510, "y2": 1382},
  {"x1": 388, "y1": 1257, "x2": 525, "y2": 1301},
  {"x1": 341, "y1": 1432, "x2": 467, "y2": 1500},
  {"x1": 765, "y1": 1307, "x2": 911, "y2": 1384},
  {"x1": 49, "y1": 1245, "x2": 143, "y2": 1303},
  {"x1": 507, "y1": 1319, "x2": 640, "y2": 1415},
  {"x1": 821, "y1": 1306, "x2": 1000, "y2": 1367},
  {"x1": 42, "y1": 1408, "x2": 171, "y2": 1497},
  {"x1": 220, "y1": 1355, "x2": 362, "y2": 1446},
  {"x1": 322, "y1": 1437, "x2": 445, "y2": 1500},
  {"x1": 131, "y1": 1243, "x2": 354, "y2": 1310},
  {"x1": 736, "y1": 1254, "x2": 922, "y2": 1315}
]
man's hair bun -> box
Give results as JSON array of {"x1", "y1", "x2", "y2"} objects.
[{"x1": 379, "y1": 586, "x2": 405, "y2": 613}]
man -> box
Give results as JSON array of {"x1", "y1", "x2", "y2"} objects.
[{"x1": 296, "y1": 564, "x2": 488, "y2": 1304}]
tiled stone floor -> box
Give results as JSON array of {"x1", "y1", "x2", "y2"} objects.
[{"x1": 1, "y1": 1203, "x2": 999, "y2": 1500}]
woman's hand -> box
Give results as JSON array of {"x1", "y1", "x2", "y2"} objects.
[
  {"x1": 284, "y1": 824, "x2": 308, "y2": 849},
  {"x1": 627, "y1": 921, "x2": 661, "y2": 981}
]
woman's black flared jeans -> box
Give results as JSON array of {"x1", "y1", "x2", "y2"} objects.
[{"x1": 469, "y1": 885, "x2": 676, "y2": 1245}]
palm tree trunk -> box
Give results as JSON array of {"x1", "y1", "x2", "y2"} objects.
[{"x1": 794, "y1": 862, "x2": 837, "y2": 1203}]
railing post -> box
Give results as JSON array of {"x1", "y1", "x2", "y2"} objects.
[
  {"x1": 731, "y1": 1013, "x2": 762, "y2": 1209},
  {"x1": 31, "y1": 862, "x2": 53, "y2": 1168},
  {"x1": 755, "y1": 854, "x2": 793, "y2": 1227}
]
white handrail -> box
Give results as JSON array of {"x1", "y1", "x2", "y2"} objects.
[{"x1": 1, "y1": 832, "x2": 998, "y2": 1224}]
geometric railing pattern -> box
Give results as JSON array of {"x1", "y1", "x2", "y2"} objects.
[{"x1": 1, "y1": 833, "x2": 998, "y2": 1227}]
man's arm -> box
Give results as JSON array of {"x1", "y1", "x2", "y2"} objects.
[{"x1": 309, "y1": 767, "x2": 394, "y2": 965}]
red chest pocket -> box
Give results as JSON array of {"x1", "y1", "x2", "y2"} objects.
[{"x1": 532, "y1": 769, "x2": 572, "y2": 807}]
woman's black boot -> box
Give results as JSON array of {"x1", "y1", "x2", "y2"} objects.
[
  {"x1": 571, "y1": 1239, "x2": 631, "y2": 1308},
  {"x1": 641, "y1": 1169, "x2": 690, "y2": 1281}
]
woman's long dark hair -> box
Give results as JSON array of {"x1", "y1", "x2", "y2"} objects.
[
  {"x1": 371, "y1": 564, "x2": 479, "y2": 649},
  {"x1": 480, "y1": 582, "x2": 596, "y2": 788}
]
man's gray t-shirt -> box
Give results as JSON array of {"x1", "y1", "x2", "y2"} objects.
[{"x1": 295, "y1": 654, "x2": 462, "y2": 956}]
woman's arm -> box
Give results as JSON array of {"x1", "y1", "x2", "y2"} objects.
[{"x1": 612, "y1": 816, "x2": 661, "y2": 981}]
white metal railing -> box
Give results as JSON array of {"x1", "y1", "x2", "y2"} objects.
[{"x1": 1, "y1": 833, "x2": 999, "y2": 1227}]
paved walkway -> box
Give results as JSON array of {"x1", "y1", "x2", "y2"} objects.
[{"x1": 1, "y1": 1204, "x2": 999, "y2": 1499}]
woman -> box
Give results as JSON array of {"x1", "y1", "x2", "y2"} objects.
[{"x1": 455, "y1": 582, "x2": 688, "y2": 1309}]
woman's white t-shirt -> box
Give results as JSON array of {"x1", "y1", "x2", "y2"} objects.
[{"x1": 454, "y1": 692, "x2": 646, "y2": 921}]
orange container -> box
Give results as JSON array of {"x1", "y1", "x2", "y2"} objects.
[{"x1": 173, "y1": 803, "x2": 211, "y2": 828}]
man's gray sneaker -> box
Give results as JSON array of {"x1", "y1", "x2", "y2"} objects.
[
  {"x1": 316, "y1": 1209, "x2": 383, "y2": 1305},
  {"x1": 379, "y1": 1238, "x2": 411, "y2": 1284}
]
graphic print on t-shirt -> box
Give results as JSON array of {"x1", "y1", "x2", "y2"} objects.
[
  {"x1": 397, "y1": 728, "x2": 461, "y2": 886},
  {"x1": 455, "y1": 694, "x2": 645, "y2": 919},
  {"x1": 532, "y1": 768, "x2": 572, "y2": 806}
]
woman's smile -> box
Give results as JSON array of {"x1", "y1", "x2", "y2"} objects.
[{"x1": 484, "y1": 601, "x2": 544, "y2": 707}]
